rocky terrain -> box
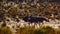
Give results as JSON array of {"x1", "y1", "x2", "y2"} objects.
[{"x1": 0, "y1": 0, "x2": 60, "y2": 34}]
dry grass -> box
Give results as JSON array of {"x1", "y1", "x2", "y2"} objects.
[{"x1": 0, "y1": 27, "x2": 13, "y2": 34}]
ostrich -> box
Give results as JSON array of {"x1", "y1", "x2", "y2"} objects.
[{"x1": 22, "y1": 16, "x2": 49, "y2": 27}]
